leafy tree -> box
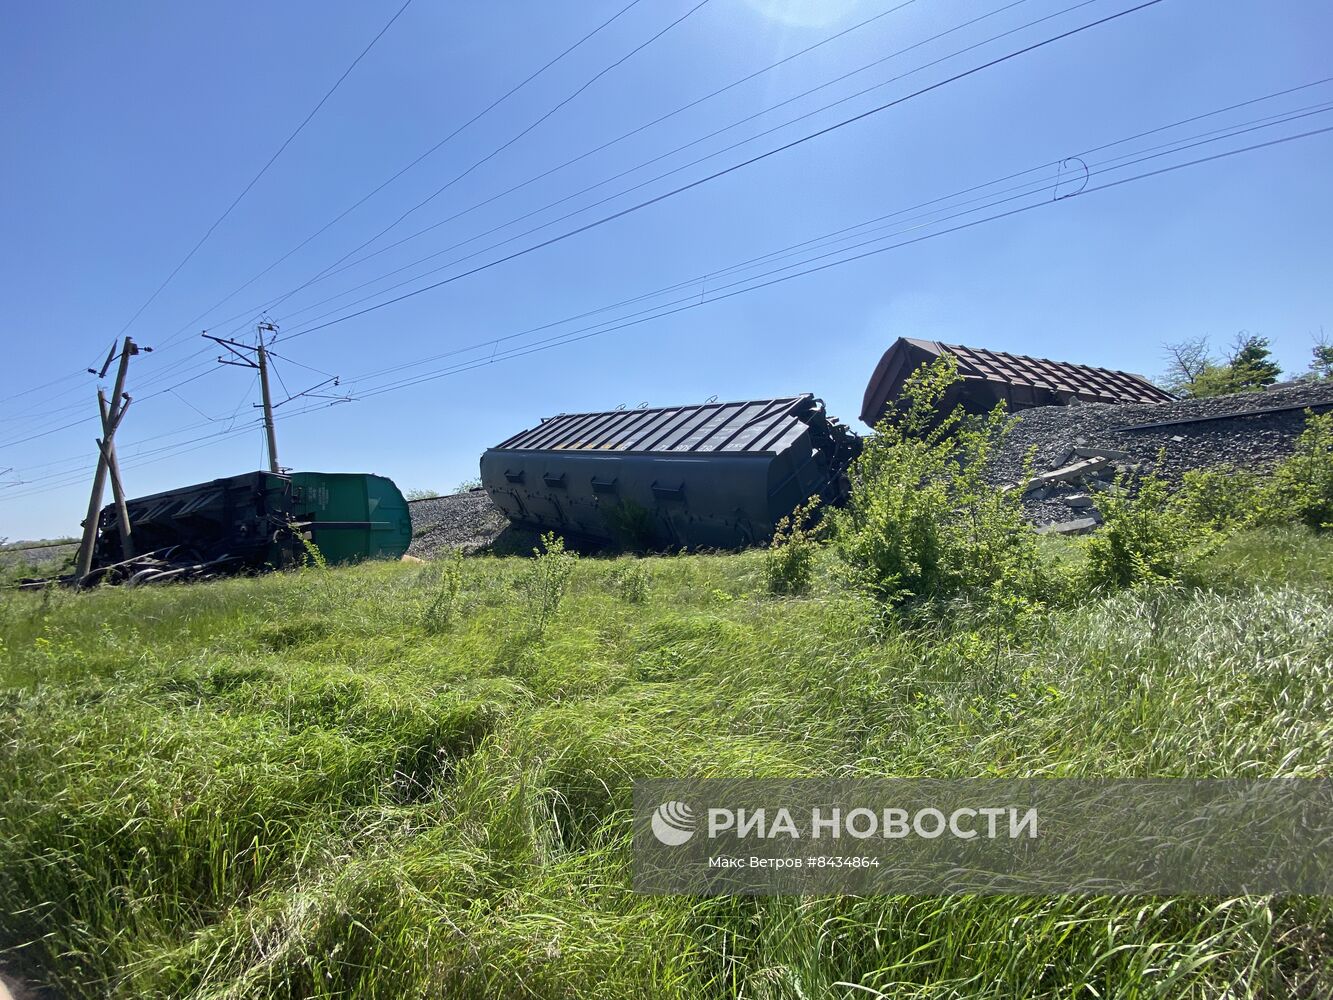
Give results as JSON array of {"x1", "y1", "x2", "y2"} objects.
[
  {"x1": 1161, "y1": 333, "x2": 1282, "y2": 398},
  {"x1": 1308, "y1": 334, "x2": 1333, "y2": 381},
  {"x1": 1226, "y1": 333, "x2": 1282, "y2": 386}
]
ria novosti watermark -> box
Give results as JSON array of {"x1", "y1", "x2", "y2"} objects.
[{"x1": 634, "y1": 778, "x2": 1333, "y2": 895}]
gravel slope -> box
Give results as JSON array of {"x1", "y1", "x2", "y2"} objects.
[
  {"x1": 406, "y1": 489, "x2": 519, "y2": 558},
  {"x1": 991, "y1": 380, "x2": 1333, "y2": 524}
]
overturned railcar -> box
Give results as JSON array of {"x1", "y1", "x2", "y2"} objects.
[
  {"x1": 861, "y1": 337, "x2": 1174, "y2": 427},
  {"x1": 480, "y1": 395, "x2": 860, "y2": 549},
  {"x1": 87, "y1": 471, "x2": 411, "y2": 584}
]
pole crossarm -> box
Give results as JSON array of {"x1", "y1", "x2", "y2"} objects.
[{"x1": 204, "y1": 323, "x2": 338, "y2": 474}]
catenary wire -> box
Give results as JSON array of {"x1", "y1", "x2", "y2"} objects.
[
  {"x1": 4, "y1": 112, "x2": 1323, "y2": 504},
  {"x1": 197, "y1": 0, "x2": 1044, "y2": 344},
  {"x1": 255, "y1": 1, "x2": 1172, "y2": 342},
  {"x1": 112, "y1": 0, "x2": 417, "y2": 343},
  {"x1": 151, "y1": 0, "x2": 652, "y2": 353}
]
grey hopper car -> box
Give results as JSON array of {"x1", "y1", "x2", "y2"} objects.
[{"x1": 480, "y1": 394, "x2": 860, "y2": 549}]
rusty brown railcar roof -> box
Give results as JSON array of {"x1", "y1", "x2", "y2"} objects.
[
  {"x1": 860, "y1": 337, "x2": 1173, "y2": 425},
  {"x1": 941, "y1": 342, "x2": 1173, "y2": 403}
]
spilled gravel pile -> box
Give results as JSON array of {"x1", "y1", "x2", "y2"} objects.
[
  {"x1": 406, "y1": 489, "x2": 526, "y2": 558},
  {"x1": 991, "y1": 381, "x2": 1333, "y2": 525}
]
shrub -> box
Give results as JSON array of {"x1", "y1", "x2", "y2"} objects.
[
  {"x1": 296, "y1": 532, "x2": 327, "y2": 570},
  {"x1": 518, "y1": 532, "x2": 577, "y2": 634},
  {"x1": 1257, "y1": 411, "x2": 1333, "y2": 530},
  {"x1": 609, "y1": 560, "x2": 651, "y2": 604},
  {"x1": 763, "y1": 497, "x2": 821, "y2": 595},
  {"x1": 832, "y1": 356, "x2": 1038, "y2": 608},
  {"x1": 1082, "y1": 471, "x2": 1201, "y2": 589},
  {"x1": 404, "y1": 488, "x2": 441, "y2": 500},
  {"x1": 421, "y1": 549, "x2": 464, "y2": 633},
  {"x1": 1084, "y1": 414, "x2": 1333, "y2": 590},
  {"x1": 1169, "y1": 465, "x2": 1261, "y2": 532}
]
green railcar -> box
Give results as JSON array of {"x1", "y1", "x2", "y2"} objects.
[{"x1": 88, "y1": 470, "x2": 412, "y2": 582}]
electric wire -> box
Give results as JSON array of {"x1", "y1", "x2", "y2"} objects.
[
  {"x1": 260, "y1": 0, "x2": 1172, "y2": 341},
  {"x1": 3, "y1": 110, "x2": 1324, "y2": 504},
  {"x1": 153, "y1": 0, "x2": 687, "y2": 352},
  {"x1": 113, "y1": 0, "x2": 417, "y2": 342},
  {"x1": 197, "y1": 0, "x2": 1046, "y2": 344}
]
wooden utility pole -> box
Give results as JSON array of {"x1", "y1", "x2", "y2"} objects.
[
  {"x1": 98, "y1": 390, "x2": 134, "y2": 558},
  {"x1": 255, "y1": 322, "x2": 280, "y2": 474},
  {"x1": 75, "y1": 336, "x2": 143, "y2": 581}
]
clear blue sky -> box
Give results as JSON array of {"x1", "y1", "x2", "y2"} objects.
[{"x1": 2, "y1": 0, "x2": 1330, "y2": 540}]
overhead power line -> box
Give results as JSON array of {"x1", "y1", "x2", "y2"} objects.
[
  {"x1": 323, "y1": 124, "x2": 1333, "y2": 407},
  {"x1": 214, "y1": 0, "x2": 720, "y2": 337},
  {"x1": 110, "y1": 0, "x2": 417, "y2": 342},
  {"x1": 149, "y1": 0, "x2": 666, "y2": 352},
  {"x1": 3, "y1": 72, "x2": 1323, "y2": 464},
  {"x1": 332, "y1": 118, "x2": 1333, "y2": 401},
  {"x1": 197, "y1": 0, "x2": 1022, "y2": 347},
  {"x1": 6, "y1": 98, "x2": 1325, "y2": 504},
  {"x1": 278, "y1": 0, "x2": 1172, "y2": 340},
  {"x1": 323, "y1": 97, "x2": 1333, "y2": 391},
  {"x1": 257, "y1": 0, "x2": 1097, "y2": 341},
  {"x1": 4, "y1": 0, "x2": 937, "y2": 405},
  {"x1": 93, "y1": 0, "x2": 699, "y2": 413}
]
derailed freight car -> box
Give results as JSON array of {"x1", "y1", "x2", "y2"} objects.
[
  {"x1": 860, "y1": 337, "x2": 1174, "y2": 426},
  {"x1": 480, "y1": 394, "x2": 859, "y2": 549},
  {"x1": 85, "y1": 470, "x2": 412, "y2": 585}
]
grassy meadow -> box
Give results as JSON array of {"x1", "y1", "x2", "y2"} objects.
[{"x1": 1, "y1": 525, "x2": 1331, "y2": 998}]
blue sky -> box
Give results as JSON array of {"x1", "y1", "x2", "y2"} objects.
[{"x1": 2, "y1": 0, "x2": 1330, "y2": 540}]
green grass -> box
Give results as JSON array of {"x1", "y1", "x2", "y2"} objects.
[{"x1": 2, "y1": 528, "x2": 1332, "y2": 998}]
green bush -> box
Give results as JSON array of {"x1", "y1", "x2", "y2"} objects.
[
  {"x1": 420, "y1": 549, "x2": 464, "y2": 633},
  {"x1": 609, "y1": 559, "x2": 651, "y2": 604},
  {"x1": 1085, "y1": 413, "x2": 1333, "y2": 590},
  {"x1": 1169, "y1": 465, "x2": 1261, "y2": 532},
  {"x1": 1083, "y1": 472, "x2": 1201, "y2": 589},
  {"x1": 763, "y1": 497, "x2": 821, "y2": 595},
  {"x1": 1257, "y1": 410, "x2": 1333, "y2": 530},
  {"x1": 517, "y1": 532, "x2": 577, "y2": 634},
  {"x1": 832, "y1": 356, "x2": 1038, "y2": 608}
]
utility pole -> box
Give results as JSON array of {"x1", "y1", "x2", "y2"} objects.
[
  {"x1": 206, "y1": 322, "x2": 345, "y2": 477},
  {"x1": 255, "y1": 322, "x2": 280, "y2": 474},
  {"x1": 75, "y1": 336, "x2": 146, "y2": 581},
  {"x1": 98, "y1": 390, "x2": 134, "y2": 557}
]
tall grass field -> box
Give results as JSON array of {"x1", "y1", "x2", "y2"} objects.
[{"x1": 1, "y1": 523, "x2": 1331, "y2": 998}]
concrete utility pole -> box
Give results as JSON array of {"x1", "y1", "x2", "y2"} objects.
[
  {"x1": 75, "y1": 336, "x2": 144, "y2": 581},
  {"x1": 206, "y1": 322, "x2": 345, "y2": 478},
  {"x1": 207, "y1": 322, "x2": 283, "y2": 474},
  {"x1": 205, "y1": 323, "x2": 347, "y2": 479},
  {"x1": 255, "y1": 322, "x2": 280, "y2": 474}
]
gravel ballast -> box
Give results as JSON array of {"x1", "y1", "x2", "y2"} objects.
[
  {"x1": 990, "y1": 380, "x2": 1333, "y2": 525},
  {"x1": 406, "y1": 489, "x2": 517, "y2": 559}
]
